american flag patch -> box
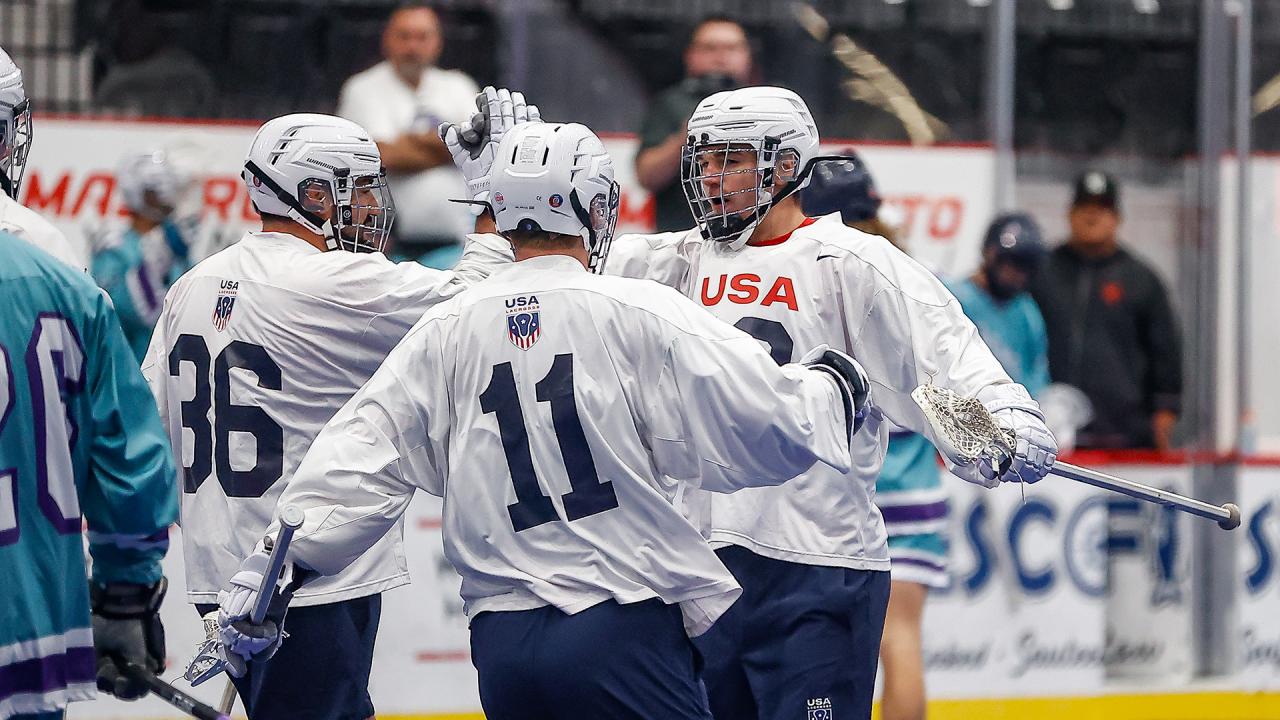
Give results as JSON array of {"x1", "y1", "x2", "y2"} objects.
[
  {"x1": 505, "y1": 295, "x2": 541, "y2": 350},
  {"x1": 212, "y1": 280, "x2": 238, "y2": 332}
]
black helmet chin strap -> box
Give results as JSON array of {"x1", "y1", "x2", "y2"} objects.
[{"x1": 244, "y1": 160, "x2": 328, "y2": 230}]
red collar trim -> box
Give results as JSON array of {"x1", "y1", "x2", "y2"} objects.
[{"x1": 748, "y1": 216, "x2": 817, "y2": 247}]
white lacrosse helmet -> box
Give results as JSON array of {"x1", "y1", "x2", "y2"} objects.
[
  {"x1": 489, "y1": 122, "x2": 620, "y2": 273},
  {"x1": 242, "y1": 113, "x2": 394, "y2": 253},
  {"x1": 681, "y1": 86, "x2": 828, "y2": 249},
  {"x1": 117, "y1": 149, "x2": 188, "y2": 222},
  {"x1": 0, "y1": 46, "x2": 33, "y2": 200}
]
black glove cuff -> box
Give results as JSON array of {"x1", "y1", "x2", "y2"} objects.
[
  {"x1": 804, "y1": 349, "x2": 872, "y2": 437},
  {"x1": 91, "y1": 577, "x2": 167, "y2": 619}
]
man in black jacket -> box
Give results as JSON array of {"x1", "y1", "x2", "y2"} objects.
[{"x1": 1031, "y1": 171, "x2": 1182, "y2": 450}]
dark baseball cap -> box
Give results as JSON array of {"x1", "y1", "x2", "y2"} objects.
[{"x1": 1072, "y1": 170, "x2": 1120, "y2": 212}]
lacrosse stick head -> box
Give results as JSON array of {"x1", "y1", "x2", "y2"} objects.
[
  {"x1": 184, "y1": 611, "x2": 225, "y2": 686},
  {"x1": 911, "y1": 384, "x2": 1016, "y2": 474}
]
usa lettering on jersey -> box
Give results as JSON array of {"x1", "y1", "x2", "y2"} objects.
[{"x1": 700, "y1": 273, "x2": 798, "y2": 311}]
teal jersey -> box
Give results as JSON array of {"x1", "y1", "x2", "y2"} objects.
[
  {"x1": 944, "y1": 278, "x2": 1051, "y2": 397},
  {"x1": 91, "y1": 220, "x2": 191, "y2": 361},
  {"x1": 0, "y1": 232, "x2": 177, "y2": 717}
]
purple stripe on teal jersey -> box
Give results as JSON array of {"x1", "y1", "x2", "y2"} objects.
[
  {"x1": 134, "y1": 263, "x2": 160, "y2": 314},
  {"x1": 880, "y1": 501, "x2": 948, "y2": 525},
  {"x1": 88, "y1": 527, "x2": 170, "y2": 551},
  {"x1": 0, "y1": 647, "x2": 96, "y2": 702}
]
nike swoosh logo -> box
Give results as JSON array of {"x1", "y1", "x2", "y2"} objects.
[{"x1": 817, "y1": 254, "x2": 841, "y2": 261}]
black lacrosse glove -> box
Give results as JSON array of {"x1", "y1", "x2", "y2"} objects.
[
  {"x1": 801, "y1": 345, "x2": 873, "y2": 441},
  {"x1": 90, "y1": 578, "x2": 167, "y2": 700}
]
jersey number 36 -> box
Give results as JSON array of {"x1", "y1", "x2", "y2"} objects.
[{"x1": 167, "y1": 334, "x2": 283, "y2": 498}]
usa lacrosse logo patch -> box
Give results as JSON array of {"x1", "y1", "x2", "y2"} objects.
[
  {"x1": 212, "y1": 280, "x2": 238, "y2": 332},
  {"x1": 505, "y1": 295, "x2": 541, "y2": 350},
  {"x1": 806, "y1": 697, "x2": 833, "y2": 720}
]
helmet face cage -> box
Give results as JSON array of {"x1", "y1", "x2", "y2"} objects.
[
  {"x1": 298, "y1": 170, "x2": 396, "y2": 254},
  {"x1": 0, "y1": 98, "x2": 32, "y2": 198},
  {"x1": 575, "y1": 179, "x2": 621, "y2": 274},
  {"x1": 680, "y1": 136, "x2": 800, "y2": 245}
]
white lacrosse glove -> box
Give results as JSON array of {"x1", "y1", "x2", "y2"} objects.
[
  {"x1": 215, "y1": 548, "x2": 287, "y2": 677},
  {"x1": 949, "y1": 383, "x2": 1057, "y2": 488},
  {"x1": 438, "y1": 86, "x2": 542, "y2": 206}
]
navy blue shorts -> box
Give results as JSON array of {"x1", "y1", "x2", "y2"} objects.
[
  {"x1": 469, "y1": 598, "x2": 713, "y2": 720},
  {"x1": 693, "y1": 546, "x2": 890, "y2": 720},
  {"x1": 195, "y1": 593, "x2": 381, "y2": 720}
]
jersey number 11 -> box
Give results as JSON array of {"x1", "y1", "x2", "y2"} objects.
[{"x1": 480, "y1": 353, "x2": 619, "y2": 532}]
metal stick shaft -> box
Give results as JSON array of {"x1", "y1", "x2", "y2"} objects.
[
  {"x1": 119, "y1": 662, "x2": 230, "y2": 720},
  {"x1": 250, "y1": 505, "x2": 305, "y2": 624},
  {"x1": 1051, "y1": 461, "x2": 1237, "y2": 527}
]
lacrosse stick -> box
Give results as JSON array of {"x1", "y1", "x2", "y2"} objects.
[
  {"x1": 116, "y1": 660, "x2": 230, "y2": 720},
  {"x1": 185, "y1": 505, "x2": 306, "y2": 690},
  {"x1": 912, "y1": 384, "x2": 1242, "y2": 530}
]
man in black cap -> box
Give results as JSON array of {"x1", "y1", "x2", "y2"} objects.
[{"x1": 1031, "y1": 171, "x2": 1183, "y2": 450}]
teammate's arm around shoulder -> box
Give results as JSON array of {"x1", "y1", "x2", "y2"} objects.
[
  {"x1": 276, "y1": 320, "x2": 450, "y2": 577},
  {"x1": 637, "y1": 288, "x2": 859, "y2": 493}
]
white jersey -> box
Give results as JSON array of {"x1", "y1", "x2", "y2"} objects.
[
  {"x1": 606, "y1": 214, "x2": 1017, "y2": 570},
  {"x1": 275, "y1": 255, "x2": 853, "y2": 636},
  {"x1": 141, "y1": 230, "x2": 511, "y2": 606},
  {"x1": 0, "y1": 191, "x2": 86, "y2": 271}
]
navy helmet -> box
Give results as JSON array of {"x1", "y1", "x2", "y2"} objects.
[
  {"x1": 983, "y1": 212, "x2": 1045, "y2": 268},
  {"x1": 800, "y1": 150, "x2": 880, "y2": 223}
]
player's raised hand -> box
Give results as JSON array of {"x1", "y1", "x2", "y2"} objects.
[
  {"x1": 439, "y1": 86, "x2": 542, "y2": 205},
  {"x1": 440, "y1": 114, "x2": 492, "y2": 203}
]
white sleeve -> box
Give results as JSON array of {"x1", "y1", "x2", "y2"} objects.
[
  {"x1": 139, "y1": 304, "x2": 185, "y2": 521},
  {"x1": 451, "y1": 232, "x2": 514, "y2": 285},
  {"x1": 139, "y1": 316, "x2": 170, "y2": 432},
  {"x1": 278, "y1": 324, "x2": 449, "y2": 577},
  {"x1": 836, "y1": 247, "x2": 1015, "y2": 437},
  {"x1": 357, "y1": 233, "x2": 511, "y2": 342},
  {"x1": 604, "y1": 232, "x2": 695, "y2": 290},
  {"x1": 639, "y1": 303, "x2": 853, "y2": 493}
]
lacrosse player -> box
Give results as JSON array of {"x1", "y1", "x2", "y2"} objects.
[
  {"x1": 0, "y1": 45, "x2": 85, "y2": 270},
  {"x1": 211, "y1": 120, "x2": 872, "y2": 720},
  {"x1": 597, "y1": 86, "x2": 1059, "y2": 720},
  {"x1": 0, "y1": 231, "x2": 177, "y2": 720},
  {"x1": 91, "y1": 150, "x2": 196, "y2": 361},
  {"x1": 802, "y1": 154, "x2": 948, "y2": 720},
  {"x1": 141, "y1": 109, "x2": 514, "y2": 720}
]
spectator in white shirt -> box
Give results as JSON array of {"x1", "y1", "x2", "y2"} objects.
[{"x1": 337, "y1": 2, "x2": 479, "y2": 263}]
